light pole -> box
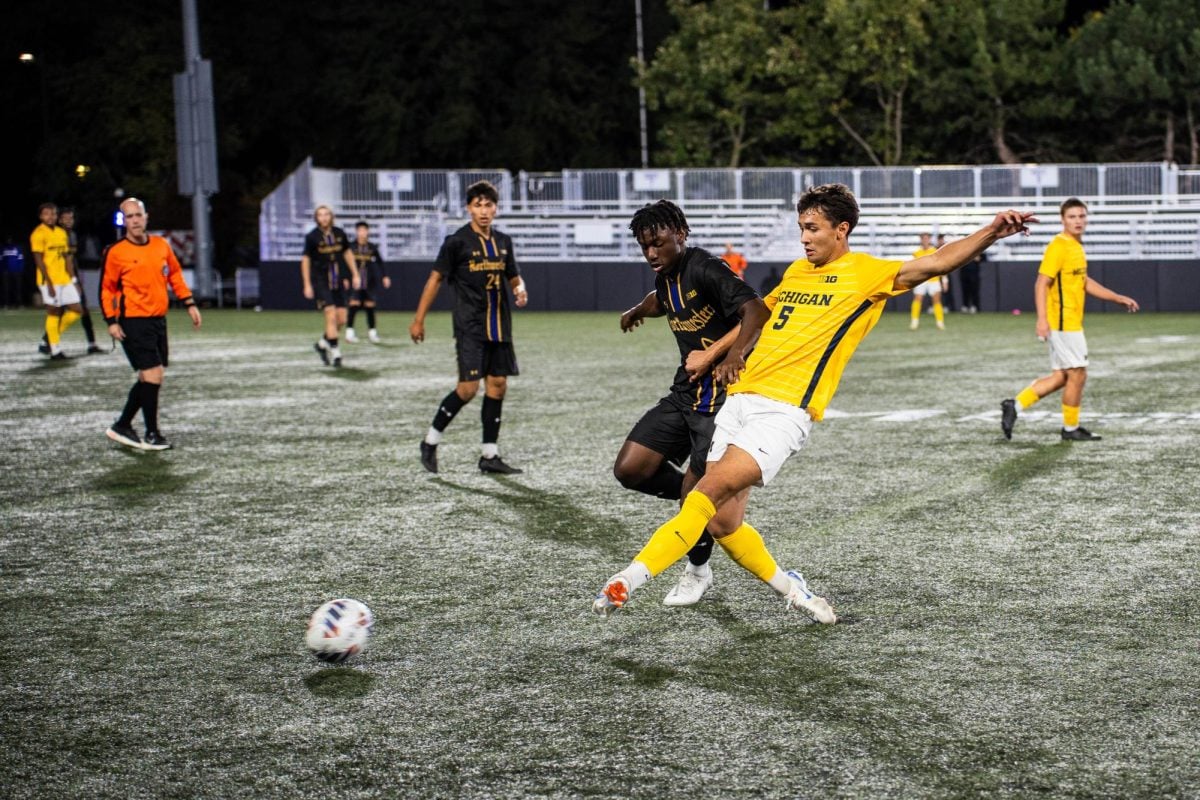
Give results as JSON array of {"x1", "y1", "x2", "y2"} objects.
[
  {"x1": 18, "y1": 53, "x2": 49, "y2": 140},
  {"x1": 635, "y1": 0, "x2": 649, "y2": 168}
]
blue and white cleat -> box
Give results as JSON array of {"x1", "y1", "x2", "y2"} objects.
[
  {"x1": 785, "y1": 570, "x2": 837, "y2": 624},
  {"x1": 591, "y1": 576, "x2": 630, "y2": 618}
]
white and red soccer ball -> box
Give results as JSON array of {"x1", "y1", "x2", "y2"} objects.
[{"x1": 305, "y1": 599, "x2": 373, "y2": 663}]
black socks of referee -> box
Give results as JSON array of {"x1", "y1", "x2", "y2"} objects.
[
  {"x1": 432, "y1": 391, "x2": 467, "y2": 432},
  {"x1": 116, "y1": 381, "x2": 161, "y2": 432}
]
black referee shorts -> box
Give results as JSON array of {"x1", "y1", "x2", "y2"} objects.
[
  {"x1": 627, "y1": 396, "x2": 716, "y2": 478},
  {"x1": 456, "y1": 336, "x2": 519, "y2": 382},
  {"x1": 120, "y1": 316, "x2": 169, "y2": 370}
]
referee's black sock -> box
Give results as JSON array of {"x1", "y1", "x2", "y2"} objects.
[
  {"x1": 116, "y1": 382, "x2": 142, "y2": 428},
  {"x1": 346, "y1": 307, "x2": 358, "y2": 328},
  {"x1": 632, "y1": 462, "x2": 684, "y2": 500},
  {"x1": 687, "y1": 529, "x2": 715, "y2": 567},
  {"x1": 81, "y1": 311, "x2": 96, "y2": 344},
  {"x1": 481, "y1": 396, "x2": 504, "y2": 444},
  {"x1": 432, "y1": 391, "x2": 467, "y2": 433},
  {"x1": 140, "y1": 381, "x2": 161, "y2": 433},
  {"x1": 365, "y1": 308, "x2": 376, "y2": 329}
]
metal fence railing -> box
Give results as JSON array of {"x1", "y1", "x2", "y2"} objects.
[{"x1": 261, "y1": 160, "x2": 1200, "y2": 262}]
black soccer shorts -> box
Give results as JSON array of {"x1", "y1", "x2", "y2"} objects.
[
  {"x1": 627, "y1": 396, "x2": 716, "y2": 478},
  {"x1": 119, "y1": 316, "x2": 169, "y2": 370},
  {"x1": 456, "y1": 336, "x2": 519, "y2": 382},
  {"x1": 313, "y1": 280, "x2": 347, "y2": 310}
]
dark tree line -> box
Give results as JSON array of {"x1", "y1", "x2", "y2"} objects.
[{"x1": 5, "y1": 0, "x2": 1190, "y2": 273}]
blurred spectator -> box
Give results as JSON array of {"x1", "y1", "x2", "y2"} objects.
[
  {"x1": 721, "y1": 242, "x2": 747, "y2": 280},
  {"x1": 2, "y1": 236, "x2": 25, "y2": 308}
]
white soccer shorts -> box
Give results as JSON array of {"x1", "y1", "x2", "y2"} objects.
[
  {"x1": 708, "y1": 392, "x2": 812, "y2": 486},
  {"x1": 39, "y1": 282, "x2": 81, "y2": 308},
  {"x1": 912, "y1": 279, "x2": 943, "y2": 297},
  {"x1": 1048, "y1": 330, "x2": 1088, "y2": 370}
]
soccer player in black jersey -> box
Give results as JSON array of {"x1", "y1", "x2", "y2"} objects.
[
  {"x1": 301, "y1": 205, "x2": 359, "y2": 367},
  {"x1": 345, "y1": 221, "x2": 390, "y2": 343},
  {"x1": 410, "y1": 180, "x2": 528, "y2": 474},
  {"x1": 615, "y1": 200, "x2": 767, "y2": 606}
]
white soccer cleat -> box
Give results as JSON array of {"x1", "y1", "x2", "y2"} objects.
[
  {"x1": 592, "y1": 576, "x2": 630, "y2": 618},
  {"x1": 784, "y1": 570, "x2": 837, "y2": 624},
  {"x1": 368, "y1": 329, "x2": 380, "y2": 343},
  {"x1": 345, "y1": 327, "x2": 358, "y2": 342},
  {"x1": 909, "y1": 318, "x2": 919, "y2": 330},
  {"x1": 663, "y1": 564, "x2": 713, "y2": 607}
]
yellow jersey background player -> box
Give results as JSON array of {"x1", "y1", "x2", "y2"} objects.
[
  {"x1": 1000, "y1": 198, "x2": 1139, "y2": 441},
  {"x1": 909, "y1": 232, "x2": 945, "y2": 330},
  {"x1": 593, "y1": 184, "x2": 1036, "y2": 621},
  {"x1": 30, "y1": 202, "x2": 83, "y2": 359}
]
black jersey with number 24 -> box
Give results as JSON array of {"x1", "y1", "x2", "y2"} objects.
[
  {"x1": 434, "y1": 224, "x2": 520, "y2": 343},
  {"x1": 656, "y1": 246, "x2": 758, "y2": 414}
]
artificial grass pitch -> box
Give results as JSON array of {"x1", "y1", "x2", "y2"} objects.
[{"x1": 1, "y1": 308, "x2": 1197, "y2": 798}]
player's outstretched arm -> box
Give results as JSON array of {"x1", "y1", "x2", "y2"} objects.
[
  {"x1": 895, "y1": 210, "x2": 1037, "y2": 290},
  {"x1": 712, "y1": 297, "x2": 771, "y2": 385},
  {"x1": 620, "y1": 291, "x2": 663, "y2": 332},
  {"x1": 409, "y1": 271, "x2": 444, "y2": 343},
  {"x1": 1085, "y1": 277, "x2": 1140, "y2": 312}
]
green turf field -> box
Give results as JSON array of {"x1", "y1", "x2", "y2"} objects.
[{"x1": 1, "y1": 307, "x2": 1197, "y2": 798}]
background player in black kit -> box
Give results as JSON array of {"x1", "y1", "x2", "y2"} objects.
[
  {"x1": 301, "y1": 205, "x2": 359, "y2": 367},
  {"x1": 345, "y1": 220, "x2": 390, "y2": 343},
  {"x1": 615, "y1": 200, "x2": 766, "y2": 606},
  {"x1": 409, "y1": 180, "x2": 528, "y2": 475}
]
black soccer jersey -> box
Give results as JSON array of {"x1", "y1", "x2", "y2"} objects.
[
  {"x1": 352, "y1": 242, "x2": 386, "y2": 289},
  {"x1": 303, "y1": 226, "x2": 352, "y2": 290},
  {"x1": 656, "y1": 246, "x2": 758, "y2": 413},
  {"x1": 434, "y1": 224, "x2": 520, "y2": 342}
]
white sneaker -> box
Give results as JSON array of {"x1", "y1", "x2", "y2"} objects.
[
  {"x1": 936, "y1": 319, "x2": 946, "y2": 330},
  {"x1": 368, "y1": 329, "x2": 380, "y2": 343},
  {"x1": 784, "y1": 570, "x2": 836, "y2": 624},
  {"x1": 663, "y1": 564, "x2": 713, "y2": 606},
  {"x1": 592, "y1": 576, "x2": 630, "y2": 618},
  {"x1": 345, "y1": 327, "x2": 358, "y2": 342},
  {"x1": 909, "y1": 318, "x2": 919, "y2": 330}
]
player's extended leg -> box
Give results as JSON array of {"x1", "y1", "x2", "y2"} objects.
[
  {"x1": 1001, "y1": 370, "x2": 1067, "y2": 439},
  {"x1": 420, "y1": 381, "x2": 478, "y2": 473},
  {"x1": 931, "y1": 291, "x2": 945, "y2": 330},
  {"x1": 364, "y1": 302, "x2": 379, "y2": 342},
  {"x1": 909, "y1": 296, "x2": 922, "y2": 330},
  {"x1": 613, "y1": 440, "x2": 683, "y2": 499},
  {"x1": 661, "y1": 465, "x2": 717, "y2": 607},
  {"x1": 479, "y1": 374, "x2": 522, "y2": 474},
  {"x1": 136, "y1": 365, "x2": 171, "y2": 450},
  {"x1": 1060, "y1": 367, "x2": 1098, "y2": 440},
  {"x1": 44, "y1": 307, "x2": 68, "y2": 358}
]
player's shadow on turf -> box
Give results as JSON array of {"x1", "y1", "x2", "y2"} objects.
[
  {"x1": 988, "y1": 441, "x2": 1070, "y2": 491},
  {"x1": 434, "y1": 477, "x2": 629, "y2": 556},
  {"x1": 324, "y1": 367, "x2": 378, "y2": 382},
  {"x1": 94, "y1": 456, "x2": 194, "y2": 502},
  {"x1": 25, "y1": 358, "x2": 77, "y2": 373},
  {"x1": 304, "y1": 667, "x2": 374, "y2": 698}
]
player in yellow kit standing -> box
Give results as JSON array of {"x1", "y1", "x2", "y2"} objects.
[
  {"x1": 1000, "y1": 198, "x2": 1139, "y2": 442},
  {"x1": 592, "y1": 184, "x2": 1036, "y2": 621},
  {"x1": 30, "y1": 203, "x2": 83, "y2": 359},
  {"x1": 908, "y1": 232, "x2": 945, "y2": 330}
]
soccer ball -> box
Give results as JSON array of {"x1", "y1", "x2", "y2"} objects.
[{"x1": 305, "y1": 598, "x2": 373, "y2": 663}]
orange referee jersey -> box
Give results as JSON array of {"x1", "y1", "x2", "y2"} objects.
[{"x1": 100, "y1": 236, "x2": 193, "y2": 321}]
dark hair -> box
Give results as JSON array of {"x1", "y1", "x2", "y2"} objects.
[
  {"x1": 38, "y1": 202, "x2": 57, "y2": 214},
  {"x1": 355, "y1": 220, "x2": 370, "y2": 229},
  {"x1": 628, "y1": 199, "x2": 690, "y2": 240},
  {"x1": 1060, "y1": 197, "x2": 1087, "y2": 216},
  {"x1": 797, "y1": 184, "x2": 859, "y2": 233},
  {"x1": 59, "y1": 206, "x2": 75, "y2": 215},
  {"x1": 466, "y1": 180, "x2": 499, "y2": 205}
]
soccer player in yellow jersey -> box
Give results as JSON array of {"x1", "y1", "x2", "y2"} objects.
[
  {"x1": 1000, "y1": 198, "x2": 1139, "y2": 442},
  {"x1": 593, "y1": 184, "x2": 1035, "y2": 621},
  {"x1": 30, "y1": 203, "x2": 83, "y2": 359},
  {"x1": 909, "y1": 232, "x2": 946, "y2": 330}
]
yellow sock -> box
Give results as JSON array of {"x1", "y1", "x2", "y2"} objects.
[
  {"x1": 1015, "y1": 386, "x2": 1040, "y2": 410},
  {"x1": 1063, "y1": 404, "x2": 1080, "y2": 429},
  {"x1": 716, "y1": 522, "x2": 780, "y2": 584},
  {"x1": 633, "y1": 491, "x2": 715, "y2": 577},
  {"x1": 910, "y1": 299, "x2": 921, "y2": 322},
  {"x1": 933, "y1": 302, "x2": 945, "y2": 324},
  {"x1": 60, "y1": 309, "x2": 81, "y2": 333},
  {"x1": 45, "y1": 315, "x2": 61, "y2": 345}
]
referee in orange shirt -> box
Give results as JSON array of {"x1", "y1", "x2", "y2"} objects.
[{"x1": 99, "y1": 198, "x2": 202, "y2": 450}]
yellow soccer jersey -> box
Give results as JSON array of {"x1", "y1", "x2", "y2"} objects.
[
  {"x1": 729, "y1": 251, "x2": 907, "y2": 420},
  {"x1": 1039, "y1": 233, "x2": 1087, "y2": 331},
  {"x1": 30, "y1": 223, "x2": 70, "y2": 285},
  {"x1": 912, "y1": 246, "x2": 939, "y2": 286}
]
